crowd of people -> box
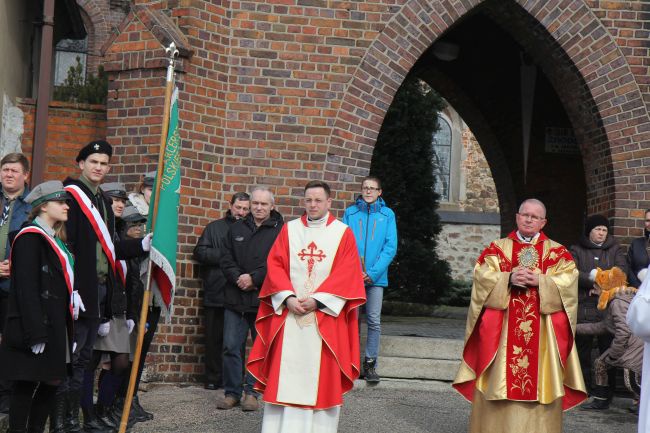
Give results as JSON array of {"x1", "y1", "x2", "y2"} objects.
[
  {"x1": 0, "y1": 139, "x2": 399, "y2": 433},
  {"x1": 0, "y1": 143, "x2": 160, "y2": 433},
  {"x1": 7, "y1": 138, "x2": 650, "y2": 433}
]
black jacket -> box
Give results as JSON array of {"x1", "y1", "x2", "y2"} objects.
[
  {"x1": 113, "y1": 219, "x2": 142, "y2": 321},
  {"x1": 63, "y1": 178, "x2": 144, "y2": 320},
  {"x1": 0, "y1": 228, "x2": 74, "y2": 382},
  {"x1": 193, "y1": 211, "x2": 238, "y2": 308},
  {"x1": 627, "y1": 232, "x2": 650, "y2": 289},
  {"x1": 569, "y1": 234, "x2": 627, "y2": 323},
  {"x1": 220, "y1": 211, "x2": 283, "y2": 313}
]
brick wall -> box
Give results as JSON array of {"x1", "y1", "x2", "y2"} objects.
[
  {"x1": 95, "y1": 0, "x2": 650, "y2": 383},
  {"x1": 18, "y1": 99, "x2": 106, "y2": 180}
]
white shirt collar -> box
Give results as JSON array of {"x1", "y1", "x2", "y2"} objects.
[
  {"x1": 516, "y1": 231, "x2": 540, "y2": 244},
  {"x1": 307, "y1": 212, "x2": 329, "y2": 228}
]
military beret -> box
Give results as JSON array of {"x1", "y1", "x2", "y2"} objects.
[
  {"x1": 143, "y1": 170, "x2": 157, "y2": 188},
  {"x1": 122, "y1": 205, "x2": 147, "y2": 223},
  {"x1": 100, "y1": 182, "x2": 128, "y2": 200},
  {"x1": 25, "y1": 180, "x2": 71, "y2": 207},
  {"x1": 76, "y1": 140, "x2": 113, "y2": 162}
]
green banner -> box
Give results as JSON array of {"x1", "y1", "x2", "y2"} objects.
[{"x1": 148, "y1": 86, "x2": 180, "y2": 317}]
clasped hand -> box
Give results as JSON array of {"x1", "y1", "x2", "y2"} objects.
[
  {"x1": 286, "y1": 297, "x2": 317, "y2": 316},
  {"x1": 510, "y1": 267, "x2": 539, "y2": 287},
  {"x1": 237, "y1": 274, "x2": 254, "y2": 291}
]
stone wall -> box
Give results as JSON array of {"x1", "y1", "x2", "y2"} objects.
[
  {"x1": 457, "y1": 126, "x2": 499, "y2": 213},
  {"x1": 437, "y1": 223, "x2": 501, "y2": 282}
]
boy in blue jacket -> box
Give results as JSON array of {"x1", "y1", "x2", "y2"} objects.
[{"x1": 343, "y1": 176, "x2": 397, "y2": 383}]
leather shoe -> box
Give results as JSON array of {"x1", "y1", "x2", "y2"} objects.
[
  {"x1": 217, "y1": 395, "x2": 239, "y2": 410},
  {"x1": 580, "y1": 398, "x2": 609, "y2": 410},
  {"x1": 205, "y1": 383, "x2": 217, "y2": 391},
  {"x1": 241, "y1": 394, "x2": 259, "y2": 412}
]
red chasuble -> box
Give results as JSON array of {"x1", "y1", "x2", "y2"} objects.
[{"x1": 247, "y1": 214, "x2": 366, "y2": 409}]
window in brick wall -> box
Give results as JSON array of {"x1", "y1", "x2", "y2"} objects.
[
  {"x1": 54, "y1": 37, "x2": 88, "y2": 85},
  {"x1": 432, "y1": 116, "x2": 452, "y2": 201}
]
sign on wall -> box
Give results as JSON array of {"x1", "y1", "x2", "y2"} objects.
[{"x1": 544, "y1": 127, "x2": 580, "y2": 155}]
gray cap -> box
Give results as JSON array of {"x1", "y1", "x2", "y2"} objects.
[
  {"x1": 100, "y1": 182, "x2": 128, "y2": 200},
  {"x1": 122, "y1": 205, "x2": 147, "y2": 223},
  {"x1": 143, "y1": 171, "x2": 157, "y2": 188},
  {"x1": 25, "y1": 181, "x2": 71, "y2": 207}
]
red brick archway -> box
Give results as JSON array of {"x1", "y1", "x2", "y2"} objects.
[{"x1": 326, "y1": 0, "x2": 650, "y2": 239}]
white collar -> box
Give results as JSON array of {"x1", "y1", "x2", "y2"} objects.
[
  {"x1": 516, "y1": 231, "x2": 539, "y2": 244},
  {"x1": 307, "y1": 213, "x2": 329, "y2": 228}
]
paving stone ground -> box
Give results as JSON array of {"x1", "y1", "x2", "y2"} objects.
[{"x1": 130, "y1": 380, "x2": 638, "y2": 433}]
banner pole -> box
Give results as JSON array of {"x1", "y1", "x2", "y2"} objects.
[{"x1": 118, "y1": 41, "x2": 179, "y2": 433}]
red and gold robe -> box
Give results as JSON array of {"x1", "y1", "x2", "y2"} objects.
[
  {"x1": 247, "y1": 214, "x2": 366, "y2": 410},
  {"x1": 453, "y1": 231, "x2": 587, "y2": 432}
]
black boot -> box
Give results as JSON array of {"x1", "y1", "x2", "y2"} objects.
[
  {"x1": 49, "y1": 393, "x2": 67, "y2": 433},
  {"x1": 107, "y1": 397, "x2": 138, "y2": 429},
  {"x1": 65, "y1": 391, "x2": 82, "y2": 433},
  {"x1": 132, "y1": 396, "x2": 153, "y2": 421},
  {"x1": 363, "y1": 358, "x2": 380, "y2": 384},
  {"x1": 94, "y1": 402, "x2": 116, "y2": 429},
  {"x1": 81, "y1": 405, "x2": 113, "y2": 432}
]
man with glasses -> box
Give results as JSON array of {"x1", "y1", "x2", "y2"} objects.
[
  {"x1": 453, "y1": 198, "x2": 587, "y2": 433},
  {"x1": 343, "y1": 176, "x2": 397, "y2": 383},
  {"x1": 627, "y1": 209, "x2": 650, "y2": 289}
]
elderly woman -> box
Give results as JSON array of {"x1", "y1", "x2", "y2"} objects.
[
  {"x1": 569, "y1": 214, "x2": 627, "y2": 409},
  {"x1": 0, "y1": 181, "x2": 76, "y2": 433}
]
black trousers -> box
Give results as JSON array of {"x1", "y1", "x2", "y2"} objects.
[
  {"x1": 0, "y1": 293, "x2": 11, "y2": 403},
  {"x1": 56, "y1": 316, "x2": 100, "y2": 394},
  {"x1": 576, "y1": 333, "x2": 616, "y2": 398},
  {"x1": 203, "y1": 306, "x2": 224, "y2": 386}
]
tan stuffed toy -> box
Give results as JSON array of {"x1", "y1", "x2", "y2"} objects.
[{"x1": 593, "y1": 266, "x2": 637, "y2": 310}]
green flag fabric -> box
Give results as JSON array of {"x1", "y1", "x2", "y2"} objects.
[{"x1": 148, "y1": 86, "x2": 180, "y2": 318}]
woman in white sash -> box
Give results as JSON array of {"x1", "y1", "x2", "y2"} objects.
[
  {"x1": 0, "y1": 181, "x2": 76, "y2": 433},
  {"x1": 626, "y1": 263, "x2": 650, "y2": 432}
]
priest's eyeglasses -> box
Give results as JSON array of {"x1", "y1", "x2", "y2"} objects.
[{"x1": 518, "y1": 213, "x2": 544, "y2": 222}]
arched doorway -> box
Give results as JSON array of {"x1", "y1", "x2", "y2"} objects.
[{"x1": 326, "y1": 0, "x2": 648, "y2": 245}]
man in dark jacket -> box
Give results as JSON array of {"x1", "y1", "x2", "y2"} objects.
[
  {"x1": 627, "y1": 209, "x2": 650, "y2": 289},
  {"x1": 217, "y1": 187, "x2": 283, "y2": 412},
  {"x1": 52, "y1": 140, "x2": 149, "y2": 433},
  {"x1": 0, "y1": 152, "x2": 31, "y2": 413},
  {"x1": 193, "y1": 192, "x2": 250, "y2": 390},
  {"x1": 569, "y1": 214, "x2": 627, "y2": 410}
]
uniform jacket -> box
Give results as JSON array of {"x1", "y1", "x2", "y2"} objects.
[
  {"x1": 627, "y1": 233, "x2": 650, "y2": 289},
  {"x1": 577, "y1": 292, "x2": 644, "y2": 374},
  {"x1": 63, "y1": 178, "x2": 143, "y2": 320},
  {"x1": 0, "y1": 185, "x2": 31, "y2": 295},
  {"x1": 220, "y1": 211, "x2": 283, "y2": 313},
  {"x1": 193, "y1": 212, "x2": 238, "y2": 308},
  {"x1": 569, "y1": 234, "x2": 627, "y2": 323},
  {"x1": 0, "y1": 226, "x2": 73, "y2": 382},
  {"x1": 342, "y1": 196, "x2": 397, "y2": 287}
]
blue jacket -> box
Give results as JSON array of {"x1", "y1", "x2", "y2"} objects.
[
  {"x1": 0, "y1": 185, "x2": 32, "y2": 295},
  {"x1": 343, "y1": 196, "x2": 397, "y2": 287}
]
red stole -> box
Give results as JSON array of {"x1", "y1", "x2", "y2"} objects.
[
  {"x1": 65, "y1": 185, "x2": 126, "y2": 286},
  {"x1": 506, "y1": 239, "x2": 543, "y2": 400}
]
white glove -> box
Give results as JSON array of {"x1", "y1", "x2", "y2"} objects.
[
  {"x1": 98, "y1": 322, "x2": 111, "y2": 337},
  {"x1": 141, "y1": 233, "x2": 153, "y2": 252},
  {"x1": 588, "y1": 269, "x2": 598, "y2": 282},
  {"x1": 71, "y1": 291, "x2": 86, "y2": 320},
  {"x1": 126, "y1": 319, "x2": 135, "y2": 334},
  {"x1": 639, "y1": 268, "x2": 648, "y2": 283},
  {"x1": 31, "y1": 343, "x2": 45, "y2": 354}
]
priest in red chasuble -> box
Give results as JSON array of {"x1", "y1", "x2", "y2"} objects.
[
  {"x1": 247, "y1": 180, "x2": 366, "y2": 433},
  {"x1": 453, "y1": 198, "x2": 587, "y2": 433}
]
